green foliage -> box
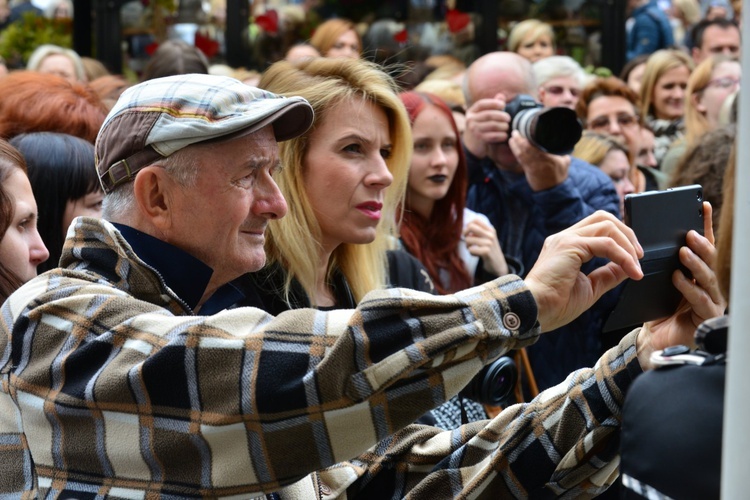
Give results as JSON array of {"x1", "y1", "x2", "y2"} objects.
[
  {"x1": 0, "y1": 12, "x2": 72, "y2": 69},
  {"x1": 584, "y1": 65, "x2": 613, "y2": 78}
]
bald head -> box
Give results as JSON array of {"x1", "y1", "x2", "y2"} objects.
[{"x1": 464, "y1": 52, "x2": 536, "y2": 106}]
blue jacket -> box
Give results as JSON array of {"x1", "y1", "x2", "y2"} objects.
[
  {"x1": 627, "y1": 0, "x2": 675, "y2": 60},
  {"x1": 466, "y1": 152, "x2": 622, "y2": 391}
]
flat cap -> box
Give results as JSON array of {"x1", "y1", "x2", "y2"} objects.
[{"x1": 95, "y1": 73, "x2": 314, "y2": 193}]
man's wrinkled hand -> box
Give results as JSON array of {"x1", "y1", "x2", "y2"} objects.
[{"x1": 525, "y1": 211, "x2": 644, "y2": 332}]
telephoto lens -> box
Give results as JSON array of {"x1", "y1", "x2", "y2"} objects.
[
  {"x1": 459, "y1": 355, "x2": 518, "y2": 406},
  {"x1": 505, "y1": 94, "x2": 582, "y2": 155}
]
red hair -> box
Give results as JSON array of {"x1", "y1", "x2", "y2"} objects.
[
  {"x1": 0, "y1": 71, "x2": 107, "y2": 143},
  {"x1": 398, "y1": 91, "x2": 471, "y2": 294}
]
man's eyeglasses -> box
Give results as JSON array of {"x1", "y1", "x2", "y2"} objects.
[
  {"x1": 588, "y1": 114, "x2": 639, "y2": 131},
  {"x1": 543, "y1": 85, "x2": 581, "y2": 97},
  {"x1": 706, "y1": 76, "x2": 740, "y2": 90}
]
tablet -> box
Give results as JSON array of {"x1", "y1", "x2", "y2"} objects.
[{"x1": 603, "y1": 185, "x2": 704, "y2": 333}]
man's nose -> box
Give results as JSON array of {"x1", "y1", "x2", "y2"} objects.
[{"x1": 254, "y1": 172, "x2": 288, "y2": 220}]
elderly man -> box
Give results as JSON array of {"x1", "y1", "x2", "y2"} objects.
[
  {"x1": 0, "y1": 74, "x2": 719, "y2": 498},
  {"x1": 462, "y1": 51, "x2": 622, "y2": 391}
]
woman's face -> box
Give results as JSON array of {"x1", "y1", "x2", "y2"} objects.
[
  {"x1": 407, "y1": 103, "x2": 460, "y2": 218},
  {"x1": 598, "y1": 149, "x2": 635, "y2": 217},
  {"x1": 304, "y1": 98, "x2": 393, "y2": 254},
  {"x1": 626, "y1": 62, "x2": 646, "y2": 96},
  {"x1": 652, "y1": 64, "x2": 691, "y2": 120},
  {"x1": 326, "y1": 30, "x2": 360, "y2": 59},
  {"x1": 62, "y1": 189, "x2": 104, "y2": 237},
  {"x1": 37, "y1": 53, "x2": 78, "y2": 83},
  {"x1": 586, "y1": 95, "x2": 641, "y2": 159},
  {"x1": 516, "y1": 33, "x2": 554, "y2": 63},
  {"x1": 0, "y1": 170, "x2": 49, "y2": 281},
  {"x1": 695, "y1": 60, "x2": 741, "y2": 129},
  {"x1": 636, "y1": 126, "x2": 658, "y2": 168},
  {"x1": 538, "y1": 75, "x2": 581, "y2": 109}
]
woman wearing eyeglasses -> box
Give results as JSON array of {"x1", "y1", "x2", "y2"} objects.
[
  {"x1": 532, "y1": 55, "x2": 589, "y2": 110},
  {"x1": 660, "y1": 55, "x2": 740, "y2": 176},
  {"x1": 638, "y1": 49, "x2": 695, "y2": 167},
  {"x1": 576, "y1": 77, "x2": 655, "y2": 211}
]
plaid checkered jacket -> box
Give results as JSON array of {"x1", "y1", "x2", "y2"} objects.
[{"x1": 0, "y1": 218, "x2": 641, "y2": 498}]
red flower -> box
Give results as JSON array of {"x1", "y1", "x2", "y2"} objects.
[
  {"x1": 195, "y1": 32, "x2": 220, "y2": 59},
  {"x1": 446, "y1": 9, "x2": 470, "y2": 34},
  {"x1": 255, "y1": 10, "x2": 279, "y2": 35}
]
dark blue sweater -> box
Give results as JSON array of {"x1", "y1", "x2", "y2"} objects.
[{"x1": 466, "y1": 151, "x2": 622, "y2": 391}]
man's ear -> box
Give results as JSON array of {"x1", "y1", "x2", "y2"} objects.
[
  {"x1": 132, "y1": 166, "x2": 174, "y2": 231},
  {"x1": 691, "y1": 47, "x2": 701, "y2": 64}
]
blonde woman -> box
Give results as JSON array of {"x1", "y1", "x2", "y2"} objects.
[
  {"x1": 310, "y1": 18, "x2": 361, "y2": 59},
  {"x1": 638, "y1": 49, "x2": 695, "y2": 165},
  {"x1": 670, "y1": 0, "x2": 701, "y2": 49},
  {"x1": 573, "y1": 131, "x2": 636, "y2": 218},
  {"x1": 414, "y1": 78, "x2": 467, "y2": 134},
  {"x1": 26, "y1": 43, "x2": 87, "y2": 84},
  {"x1": 661, "y1": 55, "x2": 740, "y2": 175},
  {"x1": 507, "y1": 19, "x2": 555, "y2": 63},
  {"x1": 252, "y1": 57, "x2": 412, "y2": 310}
]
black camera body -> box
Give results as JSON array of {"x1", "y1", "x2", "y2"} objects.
[
  {"x1": 505, "y1": 94, "x2": 582, "y2": 156},
  {"x1": 459, "y1": 355, "x2": 518, "y2": 406}
]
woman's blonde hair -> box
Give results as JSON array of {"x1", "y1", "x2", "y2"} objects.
[
  {"x1": 639, "y1": 49, "x2": 694, "y2": 119},
  {"x1": 259, "y1": 57, "x2": 411, "y2": 304},
  {"x1": 716, "y1": 138, "x2": 735, "y2": 299},
  {"x1": 414, "y1": 79, "x2": 466, "y2": 109},
  {"x1": 26, "y1": 44, "x2": 87, "y2": 82},
  {"x1": 684, "y1": 55, "x2": 736, "y2": 146},
  {"x1": 309, "y1": 18, "x2": 361, "y2": 57},
  {"x1": 507, "y1": 19, "x2": 555, "y2": 53},
  {"x1": 573, "y1": 130, "x2": 632, "y2": 166}
]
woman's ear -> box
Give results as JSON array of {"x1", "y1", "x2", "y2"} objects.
[{"x1": 692, "y1": 90, "x2": 707, "y2": 114}]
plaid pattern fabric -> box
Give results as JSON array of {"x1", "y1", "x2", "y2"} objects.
[
  {"x1": 0, "y1": 217, "x2": 541, "y2": 498},
  {"x1": 95, "y1": 74, "x2": 312, "y2": 193},
  {"x1": 333, "y1": 328, "x2": 642, "y2": 498}
]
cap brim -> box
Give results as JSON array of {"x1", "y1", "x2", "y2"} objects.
[{"x1": 198, "y1": 99, "x2": 314, "y2": 148}]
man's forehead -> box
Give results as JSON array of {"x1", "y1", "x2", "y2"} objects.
[
  {"x1": 704, "y1": 26, "x2": 740, "y2": 46},
  {"x1": 192, "y1": 125, "x2": 280, "y2": 166},
  {"x1": 473, "y1": 71, "x2": 529, "y2": 100}
]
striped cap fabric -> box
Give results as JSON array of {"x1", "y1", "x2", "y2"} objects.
[{"x1": 95, "y1": 73, "x2": 314, "y2": 193}]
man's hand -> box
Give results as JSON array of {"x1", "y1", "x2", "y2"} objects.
[
  {"x1": 525, "y1": 211, "x2": 644, "y2": 332},
  {"x1": 463, "y1": 94, "x2": 510, "y2": 159},
  {"x1": 508, "y1": 131, "x2": 571, "y2": 191},
  {"x1": 463, "y1": 219, "x2": 509, "y2": 276},
  {"x1": 636, "y1": 202, "x2": 727, "y2": 369}
]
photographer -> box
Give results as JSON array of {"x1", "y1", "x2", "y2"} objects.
[{"x1": 463, "y1": 51, "x2": 622, "y2": 391}]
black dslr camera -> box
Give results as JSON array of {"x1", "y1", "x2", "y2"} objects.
[
  {"x1": 459, "y1": 355, "x2": 518, "y2": 406},
  {"x1": 505, "y1": 94, "x2": 582, "y2": 155}
]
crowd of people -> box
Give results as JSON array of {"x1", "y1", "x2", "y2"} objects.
[{"x1": 0, "y1": 1, "x2": 738, "y2": 498}]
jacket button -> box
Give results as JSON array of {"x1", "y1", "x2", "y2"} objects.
[
  {"x1": 503, "y1": 312, "x2": 520, "y2": 330},
  {"x1": 320, "y1": 482, "x2": 332, "y2": 495}
]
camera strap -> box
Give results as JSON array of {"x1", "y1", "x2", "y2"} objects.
[{"x1": 458, "y1": 395, "x2": 469, "y2": 426}]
